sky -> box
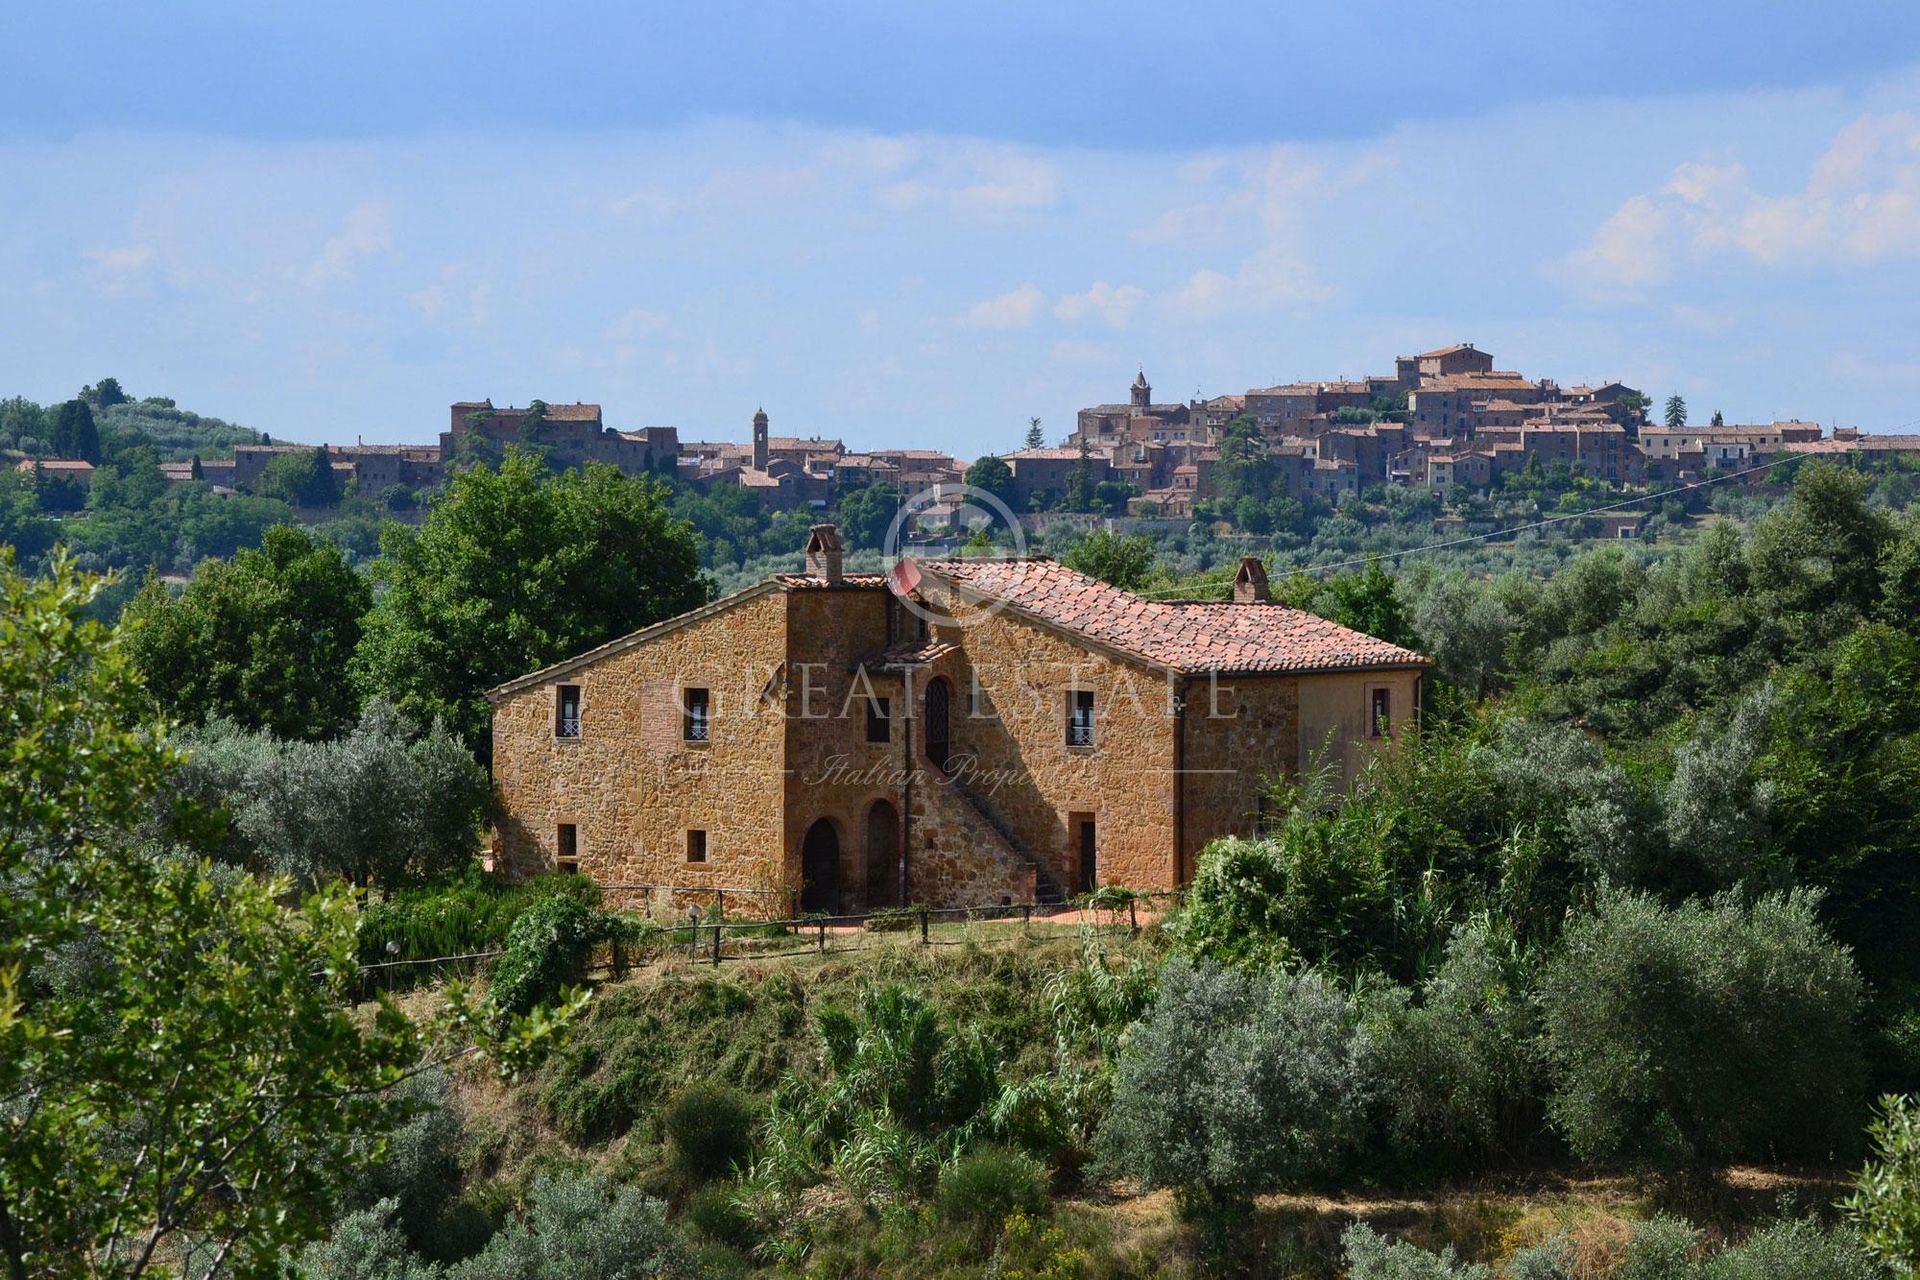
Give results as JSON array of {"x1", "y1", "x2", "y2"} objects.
[{"x1": 4, "y1": 2, "x2": 1920, "y2": 451}]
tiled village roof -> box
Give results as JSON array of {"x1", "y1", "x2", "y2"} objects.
[
  {"x1": 921, "y1": 558, "x2": 1427, "y2": 676},
  {"x1": 1417, "y1": 343, "x2": 1480, "y2": 358}
]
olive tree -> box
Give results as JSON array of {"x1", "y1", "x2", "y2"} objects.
[{"x1": 1538, "y1": 887, "x2": 1864, "y2": 1170}]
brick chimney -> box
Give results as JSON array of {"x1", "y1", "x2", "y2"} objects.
[
  {"x1": 1233, "y1": 555, "x2": 1270, "y2": 603},
  {"x1": 804, "y1": 523, "x2": 844, "y2": 583}
]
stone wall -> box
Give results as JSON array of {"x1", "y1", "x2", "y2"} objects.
[
  {"x1": 912, "y1": 597, "x2": 1180, "y2": 894},
  {"x1": 1178, "y1": 674, "x2": 1301, "y2": 876},
  {"x1": 779, "y1": 587, "x2": 904, "y2": 914},
  {"x1": 489, "y1": 587, "x2": 795, "y2": 915}
]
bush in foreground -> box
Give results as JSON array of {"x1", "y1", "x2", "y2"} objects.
[
  {"x1": 1538, "y1": 887, "x2": 1863, "y2": 1170},
  {"x1": 1098, "y1": 958, "x2": 1373, "y2": 1215}
]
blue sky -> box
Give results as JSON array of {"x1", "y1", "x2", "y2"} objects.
[{"x1": 4, "y1": 2, "x2": 1920, "y2": 450}]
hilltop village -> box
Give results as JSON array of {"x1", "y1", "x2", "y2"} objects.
[{"x1": 14, "y1": 344, "x2": 1909, "y2": 533}]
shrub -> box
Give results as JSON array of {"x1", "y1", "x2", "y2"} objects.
[
  {"x1": 360, "y1": 869, "x2": 599, "y2": 986},
  {"x1": 684, "y1": 1184, "x2": 756, "y2": 1249},
  {"x1": 446, "y1": 1170, "x2": 684, "y2": 1280},
  {"x1": 1366, "y1": 918, "x2": 1542, "y2": 1171},
  {"x1": 663, "y1": 1082, "x2": 757, "y2": 1182},
  {"x1": 488, "y1": 892, "x2": 602, "y2": 1019},
  {"x1": 291, "y1": 1200, "x2": 437, "y2": 1280},
  {"x1": 1098, "y1": 959, "x2": 1373, "y2": 1212},
  {"x1": 1341, "y1": 1223, "x2": 1492, "y2": 1279},
  {"x1": 935, "y1": 1148, "x2": 1050, "y2": 1240},
  {"x1": 1846, "y1": 1093, "x2": 1920, "y2": 1275},
  {"x1": 1538, "y1": 887, "x2": 1864, "y2": 1170},
  {"x1": 352, "y1": 1067, "x2": 464, "y2": 1247}
]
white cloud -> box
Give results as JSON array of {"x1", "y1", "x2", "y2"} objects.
[
  {"x1": 1053, "y1": 280, "x2": 1145, "y2": 328},
  {"x1": 1563, "y1": 112, "x2": 1920, "y2": 297},
  {"x1": 306, "y1": 201, "x2": 393, "y2": 286},
  {"x1": 85, "y1": 243, "x2": 155, "y2": 275},
  {"x1": 877, "y1": 148, "x2": 1059, "y2": 216},
  {"x1": 958, "y1": 282, "x2": 1044, "y2": 330}
]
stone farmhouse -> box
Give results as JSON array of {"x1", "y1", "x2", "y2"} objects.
[{"x1": 487, "y1": 526, "x2": 1427, "y2": 916}]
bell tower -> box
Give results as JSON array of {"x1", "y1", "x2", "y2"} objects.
[
  {"x1": 1130, "y1": 369, "x2": 1151, "y2": 413},
  {"x1": 752, "y1": 407, "x2": 769, "y2": 471}
]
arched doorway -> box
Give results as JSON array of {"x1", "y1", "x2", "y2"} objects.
[
  {"x1": 865, "y1": 800, "x2": 899, "y2": 910},
  {"x1": 925, "y1": 677, "x2": 952, "y2": 774},
  {"x1": 800, "y1": 819, "x2": 841, "y2": 915}
]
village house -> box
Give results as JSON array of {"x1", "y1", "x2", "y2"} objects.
[{"x1": 487, "y1": 528, "x2": 1427, "y2": 915}]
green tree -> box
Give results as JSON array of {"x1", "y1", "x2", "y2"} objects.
[
  {"x1": 82, "y1": 376, "x2": 130, "y2": 408},
  {"x1": 1617, "y1": 390, "x2": 1652, "y2": 425},
  {"x1": 123, "y1": 524, "x2": 371, "y2": 740},
  {"x1": 518, "y1": 399, "x2": 550, "y2": 443},
  {"x1": 1062, "y1": 529, "x2": 1155, "y2": 590},
  {"x1": 1711, "y1": 409, "x2": 1725, "y2": 427},
  {"x1": 833, "y1": 481, "x2": 902, "y2": 550},
  {"x1": 1064, "y1": 436, "x2": 1095, "y2": 513},
  {"x1": 175, "y1": 700, "x2": 490, "y2": 888},
  {"x1": 1664, "y1": 394, "x2": 1688, "y2": 428},
  {"x1": 1213, "y1": 415, "x2": 1275, "y2": 508},
  {"x1": 1538, "y1": 887, "x2": 1863, "y2": 1171},
  {"x1": 963, "y1": 454, "x2": 1016, "y2": 509},
  {"x1": 269, "y1": 446, "x2": 342, "y2": 508},
  {"x1": 1847, "y1": 1093, "x2": 1920, "y2": 1276},
  {"x1": 189, "y1": 452, "x2": 204, "y2": 481},
  {"x1": 355, "y1": 451, "x2": 709, "y2": 752},
  {"x1": 1024, "y1": 416, "x2": 1045, "y2": 450},
  {"x1": 1099, "y1": 959, "x2": 1373, "y2": 1219},
  {"x1": 0, "y1": 551, "x2": 584, "y2": 1279},
  {"x1": 52, "y1": 397, "x2": 101, "y2": 463}
]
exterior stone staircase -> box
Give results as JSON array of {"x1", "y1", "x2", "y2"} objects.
[
  {"x1": 910, "y1": 775, "x2": 1044, "y2": 906},
  {"x1": 947, "y1": 780, "x2": 1069, "y2": 905}
]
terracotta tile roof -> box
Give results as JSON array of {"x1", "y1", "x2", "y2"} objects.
[
  {"x1": 1417, "y1": 343, "x2": 1480, "y2": 358},
  {"x1": 774, "y1": 573, "x2": 889, "y2": 589},
  {"x1": 857, "y1": 639, "x2": 958, "y2": 670},
  {"x1": 921, "y1": 558, "x2": 1427, "y2": 675}
]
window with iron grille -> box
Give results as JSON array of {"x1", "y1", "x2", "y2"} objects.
[
  {"x1": 1369, "y1": 687, "x2": 1392, "y2": 738},
  {"x1": 1067, "y1": 690, "x2": 1096, "y2": 748},
  {"x1": 555, "y1": 684, "x2": 581, "y2": 739},
  {"x1": 683, "y1": 687, "x2": 710, "y2": 742}
]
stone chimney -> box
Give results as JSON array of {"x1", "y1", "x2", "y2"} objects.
[
  {"x1": 804, "y1": 523, "x2": 844, "y2": 583},
  {"x1": 1233, "y1": 555, "x2": 1270, "y2": 604}
]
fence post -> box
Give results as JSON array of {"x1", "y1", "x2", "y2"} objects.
[
  {"x1": 919, "y1": 907, "x2": 929, "y2": 946},
  {"x1": 818, "y1": 919, "x2": 827, "y2": 952},
  {"x1": 711, "y1": 916, "x2": 723, "y2": 965},
  {"x1": 716, "y1": 888, "x2": 725, "y2": 920},
  {"x1": 688, "y1": 906, "x2": 701, "y2": 961}
]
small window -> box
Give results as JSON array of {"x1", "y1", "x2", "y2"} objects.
[
  {"x1": 1369, "y1": 687, "x2": 1392, "y2": 738},
  {"x1": 683, "y1": 687, "x2": 710, "y2": 742},
  {"x1": 555, "y1": 684, "x2": 581, "y2": 739},
  {"x1": 556, "y1": 822, "x2": 578, "y2": 868},
  {"x1": 866, "y1": 696, "x2": 890, "y2": 743},
  {"x1": 686, "y1": 830, "x2": 707, "y2": 863},
  {"x1": 1067, "y1": 690, "x2": 1096, "y2": 748}
]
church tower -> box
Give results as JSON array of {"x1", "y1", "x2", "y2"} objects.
[
  {"x1": 1130, "y1": 369, "x2": 1151, "y2": 414},
  {"x1": 752, "y1": 407, "x2": 769, "y2": 471}
]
